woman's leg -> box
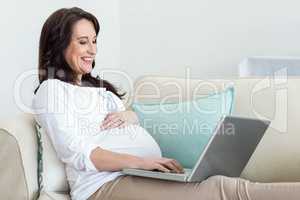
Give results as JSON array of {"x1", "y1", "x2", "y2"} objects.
[
  {"x1": 239, "y1": 177, "x2": 300, "y2": 200},
  {"x1": 88, "y1": 175, "x2": 300, "y2": 200}
]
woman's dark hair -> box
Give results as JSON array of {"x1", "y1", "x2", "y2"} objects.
[{"x1": 35, "y1": 7, "x2": 125, "y2": 99}]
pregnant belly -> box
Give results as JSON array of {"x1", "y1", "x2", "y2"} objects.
[{"x1": 91, "y1": 124, "x2": 162, "y2": 158}]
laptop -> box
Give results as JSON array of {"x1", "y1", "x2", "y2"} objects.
[{"x1": 122, "y1": 115, "x2": 270, "y2": 182}]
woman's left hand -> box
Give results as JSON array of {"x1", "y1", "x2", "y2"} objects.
[{"x1": 100, "y1": 110, "x2": 139, "y2": 130}]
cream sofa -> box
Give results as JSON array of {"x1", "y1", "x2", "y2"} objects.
[{"x1": 1, "y1": 76, "x2": 300, "y2": 200}]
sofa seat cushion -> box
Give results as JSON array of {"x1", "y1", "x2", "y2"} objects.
[{"x1": 38, "y1": 191, "x2": 70, "y2": 200}]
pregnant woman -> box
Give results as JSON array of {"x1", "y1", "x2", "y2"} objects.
[{"x1": 32, "y1": 7, "x2": 300, "y2": 200}]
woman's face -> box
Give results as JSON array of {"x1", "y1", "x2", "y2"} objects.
[{"x1": 64, "y1": 18, "x2": 97, "y2": 80}]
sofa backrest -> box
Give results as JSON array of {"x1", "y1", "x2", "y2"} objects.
[
  {"x1": 132, "y1": 76, "x2": 300, "y2": 182},
  {"x1": 231, "y1": 77, "x2": 300, "y2": 182}
]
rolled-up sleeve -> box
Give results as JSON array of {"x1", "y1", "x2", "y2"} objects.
[{"x1": 33, "y1": 80, "x2": 98, "y2": 172}]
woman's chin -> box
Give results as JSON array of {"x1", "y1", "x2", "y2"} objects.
[{"x1": 81, "y1": 65, "x2": 93, "y2": 74}]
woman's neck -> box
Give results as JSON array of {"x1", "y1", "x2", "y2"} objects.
[{"x1": 75, "y1": 74, "x2": 82, "y2": 86}]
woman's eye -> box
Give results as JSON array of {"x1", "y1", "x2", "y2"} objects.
[
  {"x1": 79, "y1": 41, "x2": 87, "y2": 45},
  {"x1": 93, "y1": 40, "x2": 97, "y2": 44}
]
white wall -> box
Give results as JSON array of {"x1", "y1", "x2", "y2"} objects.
[
  {"x1": 1, "y1": 0, "x2": 300, "y2": 118},
  {"x1": 120, "y1": 0, "x2": 300, "y2": 80},
  {"x1": 0, "y1": 0, "x2": 120, "y2": 119}
]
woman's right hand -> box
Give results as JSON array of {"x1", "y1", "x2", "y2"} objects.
[{"x1": 138, "y1": 157, "x2": 184, "y2": 173}]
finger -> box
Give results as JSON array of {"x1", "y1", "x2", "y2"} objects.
[
  {"x1": 118, "y1": 121, "x2": 127, "y2": 129},
  {"x1": 104, "y1": 120, "x2": 120, "y2": 130},
  {"x1": 157, "y1": 158, "x2": 176, "y2": 172},
  {"x1": 101, "y1": 115, "x2": 120, "y2": 129},
  {"x1": 159, "y1": 158, "x2": 183, "y2": 173},
  {"x1": 101, "y1": 118, "x2": 111, "y2": 129},
  {"x1": 155, "y1": 164, "x2": 170, "y2": 173},
  {"x1": 101, "y1": 118, "x2": 117, "y2": 130},
  {"x1": 161, "y1": 160, "x2": 180, "y2": 173},
  {"x1": 104, "y1": 112, "x2": 116, "y2": 120},
  {"x1": 105, "y1": 119, "x2": 124, "y2": 130},
  {"x1": 101, "y1": 114, "x2": 118, "y2": 127},
  {"x1": 170, "y1": 159, "x2": 184, "y2": 173}
]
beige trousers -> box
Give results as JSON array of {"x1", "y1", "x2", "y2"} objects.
[{"x1": 88, "y1": 175, "x2": 300, "y2": 200}]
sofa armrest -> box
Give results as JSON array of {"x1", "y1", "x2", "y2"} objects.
[{"x1": 0, "y1": 114, "x2": 39, "y2": 200}]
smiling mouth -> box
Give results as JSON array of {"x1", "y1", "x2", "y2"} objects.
[
  {"x1": 81, "y1": 57, "x2": 94, "y2": 66},
  {"x1": 81, "y1": 57, "x2": 94, "y2": 62}
]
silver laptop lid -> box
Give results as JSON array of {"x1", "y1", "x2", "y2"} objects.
[{"x1": 188, "y1": 116, "x2": 270, "y2": 182}]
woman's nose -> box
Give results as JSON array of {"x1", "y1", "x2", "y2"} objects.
[{"x1": 87, "y1": 43, "x2": 97, "y2": 55}]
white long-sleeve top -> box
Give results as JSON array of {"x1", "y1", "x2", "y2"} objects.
[{"x1": 32, "y1": 79, "x2": 162, "y2": 200}]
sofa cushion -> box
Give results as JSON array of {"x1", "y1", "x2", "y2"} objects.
[
  {"x1": 35, "y1": 123, "x2": 69, "y2": 194},
  {"x1": 132, "y1": 87, "x2": 234, "y2": 168}
]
